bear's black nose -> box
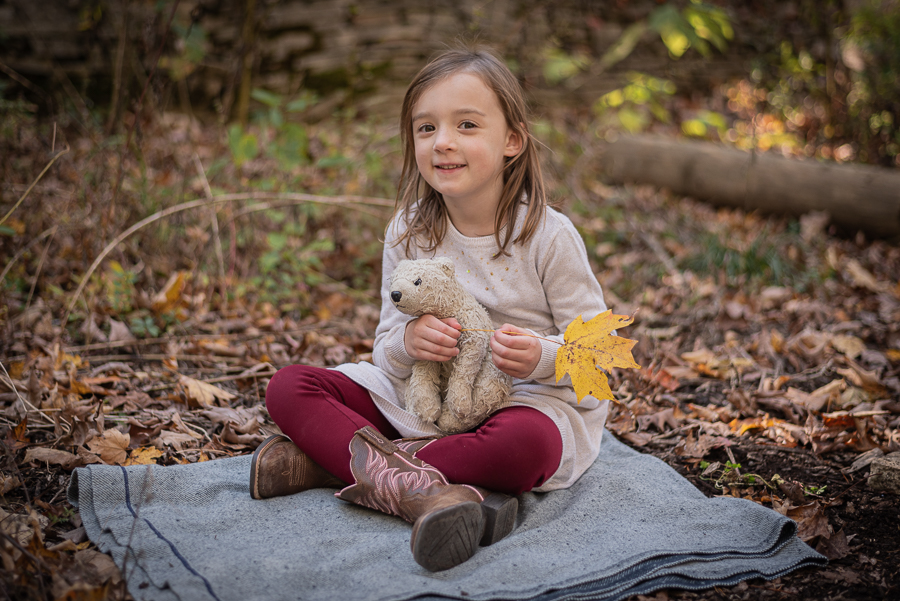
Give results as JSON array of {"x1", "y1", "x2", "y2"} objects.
[{"x1": 391, "y1": 291, "x2": 402, "y2": 303}]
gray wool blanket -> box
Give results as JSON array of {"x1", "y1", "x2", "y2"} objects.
[{"x1": 68, "y1": 432, "x2": 825, "y2": 601}]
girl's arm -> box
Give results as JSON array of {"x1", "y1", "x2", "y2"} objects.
[
  {"x1": 493, "y1": 215, "x2": 608, "y2": 385},
  {"x1": 372, "y1": 218, "x2": 417, "y2": 378}
]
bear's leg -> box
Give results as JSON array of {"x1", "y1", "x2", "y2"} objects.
[
  {"x1": 438, "y1": 333, "x2": 488, "y2": 432},
  {"x1": 407, "y1": 360, "x2": 443, "y2": 423}
]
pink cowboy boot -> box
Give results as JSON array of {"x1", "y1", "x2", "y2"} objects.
[
  {"x1": 337, "y1": 426, "x2": 514, "y2": 571},
  {"x1": 394, "y1": 436, "x2": 518, "y2": 546}
]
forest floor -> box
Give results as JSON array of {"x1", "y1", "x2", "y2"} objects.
[{"x1": 1, "y1": 112, "x2": 899, "y2": 601}]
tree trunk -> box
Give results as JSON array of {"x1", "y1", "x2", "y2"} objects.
[{"x1": 602, "y1": 135, "x2": 900, "y2": 237}]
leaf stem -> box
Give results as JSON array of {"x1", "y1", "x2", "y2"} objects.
[{"x1": 459, "y1": 329, "x2": 563, "y2": 346}]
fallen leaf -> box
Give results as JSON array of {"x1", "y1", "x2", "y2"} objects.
[
  {"x1": 154, "y1": 430, "x2": 198, "y2": 450},
  {"x1": 620, "y1": 431, "x2": 653, "y2": 446},
  {"x1": 836, "y1": 360, "x2": 886, "y2": 395},
  {"x1": 221, "y1": 421, "x2": 264, "y2": 446},
  {"x1": 0, "y1": 507, "x2": 48, "y2": 545},
  {"x1": 844, "y1": 259, "x2": 887, "y2": 292},
  {"x1": 152, "y1": 271, "x2": 188, "y2": 314},
  {"x1": 5, "y1": 417, "x2": 29, "y2": 450},
  {"x1": 774, "y1": 500, "x2": 832, "y2": 542},
  {"x1": 0, "y1": 473, "x2": 21, "y2": 494},
  {"x1": 178, "y1": 375, "x2": 236, "y2": 407},
  {"x1": 108, "y1": 318, "x2": 137, "y2": 343},
  {"x1": 555, "y1": 311, "x2": 641, "y2": 403},
  {"x1": 816, "y1": 528, "x2": 851, "y2": 560},
  {"x1": 23, "y1": 447, "x2": 80, "y2": 469},
  {"x1": 674, "y1": 432, "x2": 730, "y2": 459},
  {"x1": 785, "y1": 387, "x2": 829, "y2": 412},
  {"x1": 831, "y1": 334, "x2": 866, "y2": 359},
  {"x1": 74, "y1": 548, "x2": 123, "y2": 584},
  {"x1": 87, "y1": 429, "x2": 130, "y2": 465},
  {"x1": 124, "y1": 446, "x2": 163, "y2": 466}
]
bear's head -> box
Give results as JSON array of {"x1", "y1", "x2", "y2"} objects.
[{"x1": 389, "y1": 257, "x2": 462, "y2": 319}]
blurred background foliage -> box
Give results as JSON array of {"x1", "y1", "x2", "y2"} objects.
[{"x1": 0, "y1": 0, "x2": 898, "y2": 342}]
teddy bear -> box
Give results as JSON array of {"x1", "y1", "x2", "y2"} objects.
[{"x1": 389, "y1": 257, "x2": 512, "y2": 434}]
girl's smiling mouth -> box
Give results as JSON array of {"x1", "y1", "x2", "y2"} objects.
[{"x1": 436, "y1": 164, "x2": 465, "y2": 170}]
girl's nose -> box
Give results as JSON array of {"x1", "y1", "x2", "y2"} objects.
[{"x1": 433, "y1": 128, "x2": 456, "y2": 152}]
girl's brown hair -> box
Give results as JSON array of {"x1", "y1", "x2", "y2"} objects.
[{"x1": 392, "y1": 46, "x2": 548, "y2": 257}]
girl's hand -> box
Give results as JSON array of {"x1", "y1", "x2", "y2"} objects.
[
  {"x1": 491, "y1": 323, "x2": 541, "y2": 379},
  {"x1": 404, "y1": 315, "x2": 461, "y2": 362}
]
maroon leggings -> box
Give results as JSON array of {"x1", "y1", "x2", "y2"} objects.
[{"x1": 265, "y1": 364, "x2": 563, "y2": 495}]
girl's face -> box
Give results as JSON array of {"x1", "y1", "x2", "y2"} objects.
[{"x1": 411, "y1": 72, "x2": 522, "y2": 219}]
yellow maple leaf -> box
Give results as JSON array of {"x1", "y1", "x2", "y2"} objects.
[
  {"x1": 124, "y1": 446, "x2": 164, "y2": 466},
  {"x1": 555, "y1": 310, "x2": 640, "y2": 403}
]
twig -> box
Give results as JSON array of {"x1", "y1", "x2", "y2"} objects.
[
  {"x1": 64, "y1": 192, "x2": 393, "y2": 325},
  {"x1": 0, "y1": 325, "x2": 330, "y2": 360},
  {"x1": 24, "y1": 226, "x2": 58, "y2": 316},
  {"x1": 459, "y1": 329, "x2": 563, "y2": 345},
  {"x1": 0, "y1": 226, "x2": 57, "y2": 286},
  {"x1": 0, "y1": 61, "x2": 48, "y2": 99},
  {"x1": 0, "y1": 147, "x2": 70, "y2": 226},
  {"x1": 146, "y1": 369, "x2": 277, "y2": 391},
  {"x1": 231, "y1": 198, "x2": 391, "y2": 222},
  {"x1": 193, "y1": 154, "x2": 228, "y2": 306},
  {"x1": 75, "y1": 354, "x2": 248, "y2": 364}
]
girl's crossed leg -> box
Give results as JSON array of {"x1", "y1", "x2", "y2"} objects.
[{"x1": 265, "y1": 364, "x2": 563, "y2": 495}]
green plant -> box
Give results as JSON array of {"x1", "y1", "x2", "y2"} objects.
[
  {"x1": 594, "y1": 74, "x2": 677, "y2": 134},
  {"x1": 228, "y1": 89, "x2": 318, "y2": 169},
  {"x1": 130, "y1": 315, "x2": 160, "y2": 338},
  {"x1": 246, "y1": 212, "x2": 337, "y2": 305},
  {"x1": 160, "y1": 22, "x2": 207, "y2": 81},
  {"x1": 104, "y1": 261, "x2": 136, "y2": 314},
  {"x1": 682, "y1": 228, "x2": 807, "y2": 289}
]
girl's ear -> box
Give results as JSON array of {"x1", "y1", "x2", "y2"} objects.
[{"x1": 504, "y1": 125, "x2": 525, "y2": 158}]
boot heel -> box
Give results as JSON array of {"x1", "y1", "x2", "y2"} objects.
[
  {"x1": 479, "y1": 492, "x2": 518, "y2": 546},
  {"x1": 411, "y1": 501, "x2": 484, "y2": 572}
]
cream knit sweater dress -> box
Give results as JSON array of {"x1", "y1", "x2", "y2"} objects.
[{"x1": 334, "y1": 205, "x2": 610, "y2": 491}]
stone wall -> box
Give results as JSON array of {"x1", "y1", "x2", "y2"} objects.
[{"x1": 0, "y1": 0, "x2": 804, "y2": 118}]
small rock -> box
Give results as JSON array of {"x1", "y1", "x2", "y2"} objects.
[{"x1": 868, "y1": 451, "x2": 900, "y2": 494}]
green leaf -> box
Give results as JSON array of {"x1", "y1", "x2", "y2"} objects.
[
  {"x1": 251, "y1": 88, "x2": 283, "y2": 108},
  {"x1": 259, "y1": 251, "x2": 280, "y2": 274},
  {"x1": 682, "y1": 119, "x2": 708, "y2": 137},
  {"x1": 286, "y1": 92, "x2": 318, "y2": 112},
  {"x1": 228, "y1": 125, "x2": 259, "y2": 167},
  {"x1": 272, "y1": 123, "x2": 309, "y2": 168},
  {"x1": 617, "y1": 107, "x2": 649, "y2": 132},
  {"x1": 267, "y1": 232, "x2": 288, "y2": 252},
  {"x1": 542, "y1": 47, "x2": 590, "y2": 84},
  {"x1": 0, "y1": 225, "x2": 16, "y2": 236},
  {"x1": 315, "y1": 155, "x2": 351, "y2": 169},
  {"x1": 597, "y1": 21, "x2": 648, "y2": 72}
]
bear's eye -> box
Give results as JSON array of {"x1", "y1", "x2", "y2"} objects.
[{"x1": 414, "y1": 278, "x2": 422, "y2": 286}]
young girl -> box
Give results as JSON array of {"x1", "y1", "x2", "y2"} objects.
[{"x1": 252, "y1": 47, "x2": 609, "y2": 572}]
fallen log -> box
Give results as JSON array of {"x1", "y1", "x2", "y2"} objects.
[{"x1": 602, "y1": 134, "x2": 900, "y2": 237}]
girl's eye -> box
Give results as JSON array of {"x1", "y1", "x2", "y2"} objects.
[
  {"x1": 414, "y1": 278, "x2": 422, "y2": 286},
  {"x1": 460, "y1": 121, "x2": 476, "y2": 129},
  {"x1": 417, "y1": 124, "x2": 434, "y2": 133}
]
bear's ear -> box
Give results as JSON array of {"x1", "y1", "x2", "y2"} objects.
[{"x1": 435, "y1": 257, "x2": 455, "y2": 277}]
